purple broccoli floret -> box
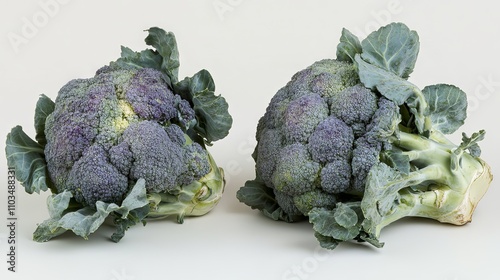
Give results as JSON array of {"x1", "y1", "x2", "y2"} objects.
[
  {"x1": 43, "y1": 66, "x2": 213, "y2": 207},
  {"x1": 124, "y1": 68, "x2": 178, "y2": 121},
  {"x1": 66, "y1": 144, "x2": 129, "y2": 207},
  {"x1": 121, "y1": 120, "x2": 185, "y2": 193},
  {"x1": 238, "y1": 59, "x2": 397, "y2": 217}
]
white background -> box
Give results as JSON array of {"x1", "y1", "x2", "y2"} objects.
[{"x1": 1, "y1": 1, "x2": 499, "y2": 279}]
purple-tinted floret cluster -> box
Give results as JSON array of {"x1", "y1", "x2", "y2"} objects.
[
  {"x1": 124, "y1": 68, "x2": 179, "y2": 122},
  {"x1": 253, "y1": 59, "x2": 400, "y2": 215},
  {"x1": 44, "y1": 66, "x2": 209, "y2": 208},
  {"x1": 67, "y1": 144, "x2": 129, "y2": 206}
]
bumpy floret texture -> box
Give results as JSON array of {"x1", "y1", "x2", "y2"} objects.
[
  {"x1": 253, "y1": 59, "x2": 399, "y2": 216},
  {"x1": 272, "y1": 143, "x2": 320, "y2": 195},
  {"x1": 67, "y1": 144, "x2": 129, "y2": 207},
  {"x1": 44, "y1": 66, "x2": 209, "y2": 208},
  {"x1": 120, "y1": 120, "x2": 185, "y2": 193}
]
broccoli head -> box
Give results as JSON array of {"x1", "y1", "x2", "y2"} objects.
[
  {"x1": 5, "y1": 27, "x2": 232, "y2": 242},
  {"x1": 237, "y1": 22, "x2": 493, "y2": 250}
]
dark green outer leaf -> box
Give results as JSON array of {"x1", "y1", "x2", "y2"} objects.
[
  {"x1": 361, "y1": 22, "x2": 419, "y2": 79},
  {"x1": 355, "y1": 55, "x2": 428, "y2": 133},
  {"x1": 190, "y1": 69, "x2": 216, "y2": 93},
  {"x1": 111, "y1": 178, "x2": 150, "y2": 242},
  {"x1": 5, "y1": 126, "x2": 53, "y2": 194},
  {"x1": 381, "y1": 149, "x2": 410, "y2": 174},
  {"x1": 33, "y1": 179, "x2": 149, "y2": 242},
  {"x1": 355, "y1": 55, "x2": 419, "y2": 105},
  {"x1": 359, "y1": 232, "x2": 384, "y2": 248},
  {"x1": 113, "y1": 47, "x2": 163, "y2": 70},
  {"x1": 336, "y1": 28, "x2": 362, "y2": 62},
  {"x1": 34, "y1": 94, "x2": 55, "y2": 147},
  {"x1": 460, "y1": 130, "x2": 484, "y2": 158},
  {"x1": 236, "y1": 179, "x2": 302, "y2": 223},
  {"x1": 110, "y1": 27, "x2": 232, "y2": 143},
  {"x1": 174, "y1": 69, "x2": 231, "y2": 143},
  {"x1": 110, "y1": 30, "x2": 232, "y2": 144},
  {"x1": 309, "y1": 207, "x2": 360, "y2": 241},
  {"x1": 422, "y1": 84, "x2": 467, "y2": 134},
  {"x1": 333, "y1": 203, "x2": 358, "y2": 228},
  {"x1": 361, "y1": 163, "x2": 406, "y2": 237},
  {"x1": 145, "y1": 27, "x2": 180, "y2": 83},
  {"x1": 314, "y1": 232, "x2": 340, "y2": 250},
  {"x1": 192, "y1": 89, "x2": 233, "y2": 143},
  {"x1": 111, "y1": 205, "x2": 149, "y2": 243},
  {"x1": 451, "y1": 130, "x2": 485, "y2": 171},
  {"x1": 110, "y1": 46, "x2": 175, "y2": 88},
  {"x1": 174, "y1": 70, "x2": 215, "y2": 100},
  {"x1": 236, "y1": 180, "x2": 278, "y2": 212}
]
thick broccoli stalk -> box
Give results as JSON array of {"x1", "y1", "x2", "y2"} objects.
[
  {"x1": 362, "y1": 130, "x2": 492, "y2": 240},
  {"x1": 5, "y1": 27, "x2": 232, "y2": 242},
  {"x1": 146, "y1": 153, "x2": 225, "y2": 222}
]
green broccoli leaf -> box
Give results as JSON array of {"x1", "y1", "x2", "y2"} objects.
[
  {"x1": 111, "y1": 179, "x2": 150, "y2": 242},
  {"x1": 309, "y1": 201, "x2": 382, "y2": 247},
  {"x1": 34, "y1": 94, "x2": 55, "y2": 147},
  {"x1": 111, "y1": 205, "x2": 149, "y2": 243},
  {"x1": 5, "y1": 126, "x2": 53, "y2": 194},
  {"x1": 237, "y1": 180, "x2": 275, "y2": 212},
  {"x1": 361, "y1": 163, "x2": 404, "y2": 237},
  {"x1": 236, "y1": 179, "x2": 302, "y2": 223},
  {"x1": 450, "y1": 130, "x2": 485, "y2": 172},
  {"x1": 189, "y1": 69, "x2": 216, "y2": 93},
  {"x1": 33, "y1": 179, "x2": 149, "y2": 242},
  {"x1": 145, "y1": 27, "x2": 180, "y2": 83},
  {"x1": 358, "y1": 232, "x2": 384, "y2": 248},
  {"x1": 381, "y1": 149, "x2": 410, "y2": 174},
  {"x1": 360, "y1": 22, "x2": 419, "y2": 79},
  {"x1": 336, "y1": 28, "x2": 362, "y2": 63},
  {"x1": 192, "y1": 89, "x2": 233, "y2": 143},
  {"x1": 355, "y1": 55, "x2": 419, "y2": 105},
  {"x1": 422, "y1": 84, "x2": 467, "y2": 134},
  {"x1": 32, "y1": 190, "x2": 74, "y2": 241},
  {"x1": 355, "y1": 55, "x2": 428, "y2": 133},
  {"x1": 175, "y1": 69, "x2": 232, "y2": 143},
  {"x1": 333, "y1": 203, "x2": 359, "y2": 228},
  {"x1": 459, "y1": 130, "x2": 484, "y2": 158},
  {"x1": 309, "y1": 206, "x2": 360, "y2": 241},
  {"x1": 111, "y1": 28, "x2": 231, "y2": 143},
  {"x1": 113, "y1": 46, "x2": 162, "y2": 69},
  {"x1": 110, "y1": 27, "x2": 180, "y2": 87},
  {"x1": 361, "y1": 162, "x2": 436, "y2": 238},
  {"x1": 110, "y1": 46, "x2": 177, "y2": 87},
  {"x1": 314, "y1": 232, "x2": 340, "y2": 250},
  {"x1": 34, "y1": 200, "x2": 117, "y2": 242}
]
